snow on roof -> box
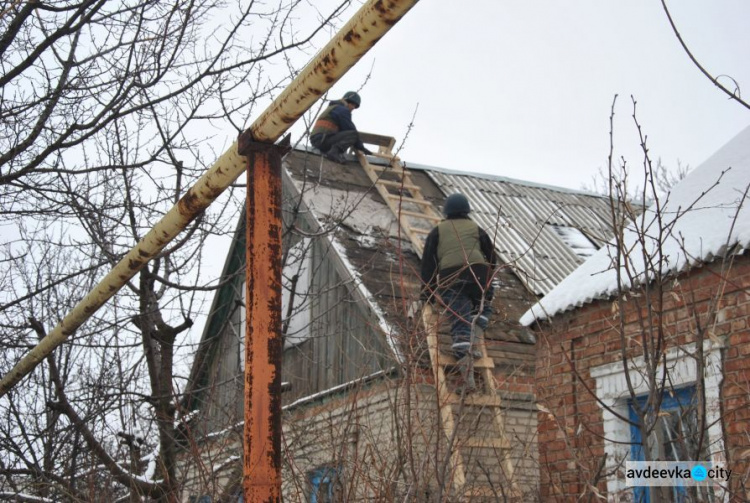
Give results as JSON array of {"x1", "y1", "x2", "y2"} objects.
[
  {"x1": 521, "y1": 124, "x2": 750, "y2": 326},
  {"x1": 297, "y1": 184, "x2": 401, "y2": 238}
]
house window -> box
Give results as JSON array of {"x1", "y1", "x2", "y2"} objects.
[
  {"x1": 188, "y1": 496, "x2": 211, "y2": 503},
  {"x1": 238, "y1": 280, "x2": 246, "y2": 369},
  {"x1": 282, "y1": 238, "x2": 312, "y2": 348},
  {"x1": 309, "y1": 466, "x2": 340, "y2": 503},
  {"x1": 590, "y1": 340, "x2": 726, "y2": 500},
  {"x1": 629, "y1": 386, "x2": 707, "y2": 462},
  {"x1": 628, "y1": 386, "x2": 715, "y2": 502}
]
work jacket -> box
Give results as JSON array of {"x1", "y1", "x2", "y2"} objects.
[{"x1": 310, "y1": 100, "x2": 366, "y2": 150}]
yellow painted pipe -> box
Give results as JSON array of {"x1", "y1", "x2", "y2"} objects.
[{"x1": 0, "y1": 0, "x2": 421, "y2": 397}]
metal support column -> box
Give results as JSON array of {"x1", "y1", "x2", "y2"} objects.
[{"x1": 239, "y1": 134, "x2": 290, "y2": 502}]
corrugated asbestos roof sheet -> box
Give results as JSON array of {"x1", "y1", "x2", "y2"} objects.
[{"x1": 426, "y1": 170, "x2": 613, "y2": 295}]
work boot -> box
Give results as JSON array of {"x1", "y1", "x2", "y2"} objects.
[
  {"x1": 324, "y1": 147, "x2": 347, "y2": 164},
  {"x1": 473, "y1": 314, "x2": 489, "y2": 331},
  {"x1": 324, "y1": 151, "x2": 346, "y2": 164},
  {"x1": 452, "y1": 342, "x2": 481, "y2": 361}
]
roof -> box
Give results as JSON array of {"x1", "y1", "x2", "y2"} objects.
[
  {"x1": 424, "y1": 168, "x2": 612, "y2": 295},
  {"x1": 284, "y1": 141, "x2": 616, "y2": 338},
  {"x1": 295, "y1": 148, "x2": 613, "y2": 297},
  {"x1": 521, "y1": 124, "x2": 750, "y2": 326}
]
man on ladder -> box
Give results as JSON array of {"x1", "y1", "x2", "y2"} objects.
[
  {"x1": 420, "y1": 193, "x2": 496, "y2": 390},
  {"x1": 310, "y1": 91, "x2": 372, "y2": 163}
]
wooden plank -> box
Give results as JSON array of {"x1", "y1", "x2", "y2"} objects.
[
  {"x1": 398, "y1": 210, "x2": 442, "y2": 220},
  {"x1": 385, "y1": 194, "x2": 433, "y2": 205},
  {"x1": 368, "y1": 164, "x2": 404, "y2": 175},
  {"x1": 376, "y1": 179, "x2": 419, "y2": 191},
  {"x1": 409, "y1": 228, "x2": 431, "y2": 235},
  {"x1": 422, "y1": 305, "x2": 467, "y2": 487},
  {"x1": 359, "y1": 131, "x2": 396, "y2": 150},
  {"x1": 359, "y1": 132, "x2": 396, "y2": 149},
  {"x1": 437, "y1": 354, "x2": 495, "y2": 369},
  {"x1": 369, "y1": 151, "x2": 399, "y2": 160}
]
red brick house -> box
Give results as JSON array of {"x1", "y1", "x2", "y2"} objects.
[{"x1": 522, "y1": 125, "x2": 750, "y2": 502}]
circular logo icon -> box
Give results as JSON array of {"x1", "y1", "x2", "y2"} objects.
[{"x1": 691, "y1": 465, "x2": 708, "y2": 482}]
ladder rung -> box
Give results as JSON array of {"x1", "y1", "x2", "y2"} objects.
[
  {"x1": 464, "y1": 487, "x2": 503, "y2": 498},
  {"x1": 438, "y1": 354, "x2": 495, "y2": 369},
  {"x1": 368, "y1": 164, "x2": 403, "y2": 174},
  {"x1": 386, "y1": 194, "x2": 432, "y2": 205},
  {"x1": 377, "y1": 179, "x2": 419, "y2": 191},
  {"x1": 462, "y1": 437, "x2": 510, "y2": 449},
  {"x1": 399, "y1": 210, "x2": 442, "y2": 221},
  {"x1": 358, "y1": 132, "x2": 396, "y2": 149},
  {"x1": 369, "y1": 152, "x2": 400, "y2": 162},
  {"x1": 409, "y1": 228, "x2": 431, "y2": 235},
  {"x1": 446, "y1": 393, "x2": 503, "y2": 407}
]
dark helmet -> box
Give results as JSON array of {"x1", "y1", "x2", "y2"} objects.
[
  {"x1": 343, "y1": 91, "x2": 361, "y2": 108},
  {"x1": 443, "y1": 193, "x2": 471, "y2": 217}
]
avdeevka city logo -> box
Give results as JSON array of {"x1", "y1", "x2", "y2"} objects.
[
  {"x1": 625, "y1": 461, "x2": 731, "y2": 487},
  {"x1": 690, "y1": 465, "x2": 707, "y2": 482}
]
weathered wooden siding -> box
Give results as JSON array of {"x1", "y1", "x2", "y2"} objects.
[
  {"x1": 280, "y1": 234, "x2": 394, "y2": 402},
  {"x1": 198, "y1": 278, "x2": 245, "y2": 434}
]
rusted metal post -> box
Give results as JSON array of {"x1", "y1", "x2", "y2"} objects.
[{"x1": 240, "y1": 134, "x2": 288, "y2": 502}]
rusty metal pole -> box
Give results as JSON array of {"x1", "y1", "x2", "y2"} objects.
[{"x1": 239, "y1": 135, "x2": 287, "y2": 502}]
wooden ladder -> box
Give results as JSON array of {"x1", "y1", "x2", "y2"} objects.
[
  {"x1": 355, "y1": 133, "x2": 520, "y2": 500},
  {"x1": 422, "y1": 304, "x2": 520, "y2": 500},
  {"x1": 355, "y1": 132, "x2": 442, "y2": 257}
]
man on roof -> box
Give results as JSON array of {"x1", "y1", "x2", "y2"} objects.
[
  {"x1": 420, "y1": 193, "x2": 496, "y2": 384},
  {"x1": 310, "y1": 91, "x2": 372, "y2": 164}
]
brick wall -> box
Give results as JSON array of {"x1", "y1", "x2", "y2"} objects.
[{"x1": 534, "y1": 253, "x2": 750, "y2": 502}]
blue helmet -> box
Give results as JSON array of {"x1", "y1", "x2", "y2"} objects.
[
  {"x1": 343, "y1": 91, "x2": 361, "y2": 108},
  {"x1": 443, "y1": 193, "x2": 471, "y2": 217}
]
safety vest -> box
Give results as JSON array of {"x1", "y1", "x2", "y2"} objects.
[
  {"x1": 437, "y1": 219, "x2": 486, "y2": 271},
  {"x1": 311, "y1": 102, "x2": 341, "y2": 136}
]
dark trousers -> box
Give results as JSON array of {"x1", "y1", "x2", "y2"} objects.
[
  {"x1": 440, "y1": 287, "x2": 492, "y2": 358},
  {"x1": 310, "y1": 130, "x2": 358, "y2": 154}
]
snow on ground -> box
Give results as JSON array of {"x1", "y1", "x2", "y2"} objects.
[{"x1": 521, "y1": 125, "x2": 750, "y2": 325}]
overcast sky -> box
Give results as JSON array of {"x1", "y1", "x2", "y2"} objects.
[{"x1": 288, "y1": 0, "x2": 750, "y2": 192}]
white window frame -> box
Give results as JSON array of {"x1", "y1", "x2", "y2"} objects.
[
  {"x1": 282, "y1": 238, "x2": 312, "y2": 349},
  {"x1": 590, "y1": 339, "x2": 726, "y2": 502},
  {"x1": 239, "y1": 281, "x2": 246, "y2": 369}
]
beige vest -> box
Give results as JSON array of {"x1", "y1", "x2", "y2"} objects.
[{"x1": 437, "y1": 219, "x2": 486, "y2": 271}]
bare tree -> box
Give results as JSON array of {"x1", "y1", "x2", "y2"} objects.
[
  {"x1": 660, "y1": 0, "x2": 750, "y2": 111},
  {"x1": 0, "y1": 1, "x2": 354, "y2": 501},
  {"x1": 534, "y1": 96, "x2": 749, "y2": 502}
]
